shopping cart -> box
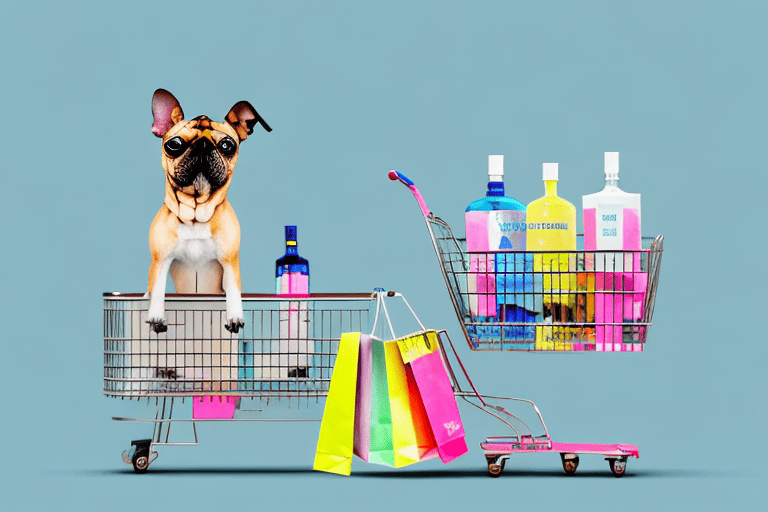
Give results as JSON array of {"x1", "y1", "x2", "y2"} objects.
[
  {"x1": 389, "y1": 169, "x2": 665, "y2": 476},
  {"x1": 104, "y1": 291, "x2": 375, "y2": 472},
  {"x1": 388, "y1": 170, "x2": 664, "y2": 352}
]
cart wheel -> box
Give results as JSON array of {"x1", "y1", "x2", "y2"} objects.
[
  {"x1": 486, "y1": 455, "x2": 506, "y2": 477},
  {"x1": 561, "y1": 453, "x2": 579, "y2": 475},
  {"x1": 130, "y1": 439, "x2": 153, "y2": 474},
  {"x1": 132, "y1": 452, "x2": 150, "y2": 473},
  {"x1": 608, "y1": 457, "x2": 627, "y2": 477},
  {"x1": 488, "y1": 463, "x2": 503, "y2": 477}
]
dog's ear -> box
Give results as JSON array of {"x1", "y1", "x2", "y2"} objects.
[
  {"x1": 151, "y1": 89, "x2": 185, "y2": 138},
  {"x1": 225, "y1": 101, "x2": 272, "y2": 141}
]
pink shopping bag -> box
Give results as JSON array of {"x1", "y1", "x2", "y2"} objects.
[{"x1": 397, "y1": 331, "x2": 468, "y2": 463}]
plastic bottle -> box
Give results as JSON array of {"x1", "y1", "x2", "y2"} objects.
[
  {"x1": 582, "y1": 152, "x2": 644, "y2": 352},
  {"x1": 464, "y1": 155, "x2": 534, "y2": 347},
  {"x1": 275, "y1": 226, "x2": 311, "y2": 378},
  {"x1": 526, "y1": 163, "x2": 577, "y2": 350}
]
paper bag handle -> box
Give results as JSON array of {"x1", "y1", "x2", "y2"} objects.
[{"x1": 370, "y1": 289, "x2": 426, "y2": 339}]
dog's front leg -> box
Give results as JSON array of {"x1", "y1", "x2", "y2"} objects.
[
  {"x1": 220, "y1": 255, "x2": 244, "y2": 333},
  {"x1": 147, "y1": 255, "x2": 174, "y2": 333}
]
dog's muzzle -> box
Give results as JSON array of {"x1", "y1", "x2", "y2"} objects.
[{"x1": 172, "y1": 138, "x2": 228, "y2": 192}]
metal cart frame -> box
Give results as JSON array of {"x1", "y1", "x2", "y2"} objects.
[{"x1": 105, "y1": 291, "x2": 377, "y2": 471}]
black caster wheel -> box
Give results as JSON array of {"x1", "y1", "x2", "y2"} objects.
[
  {"x1": 130, "y1": 439, "x2": 153, "y2": 474},
  {"x1": 561, "y1": 453, "x2": 580, "y2": 475},
  {"x1": 608, "y1": 457, "x2": 627, "y2": 477}
]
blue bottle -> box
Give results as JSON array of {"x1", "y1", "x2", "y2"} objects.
[{"x1": 464, "y1": 155, "x2": 535, "y2": 348}]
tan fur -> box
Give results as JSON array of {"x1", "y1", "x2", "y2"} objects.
[{"x1": 146, "y1": 89, "x2": 269, "y2": 333}]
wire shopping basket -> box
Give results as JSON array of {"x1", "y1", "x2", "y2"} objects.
[{"x1": 104, "y1": 292, "x2": 376, "y2": 400}]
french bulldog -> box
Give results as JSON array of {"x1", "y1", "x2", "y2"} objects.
[{"x1": 146, "y1": 89, "x2": 271, "y2": 333}]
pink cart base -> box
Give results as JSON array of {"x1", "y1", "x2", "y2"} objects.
[{"x1": 481, "y1": 440, "x2": 638, "y2": 458}]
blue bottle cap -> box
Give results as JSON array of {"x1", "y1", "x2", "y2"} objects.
[{"x1": 285, "y1": 225, "x2": 297, "y2": 242}]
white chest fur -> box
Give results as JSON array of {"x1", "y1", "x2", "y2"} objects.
[{"x1": 173, "y1": 222, "x2": 218, "y2": 263}]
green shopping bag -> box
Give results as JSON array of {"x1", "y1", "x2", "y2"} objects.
[
  {"x1": 367, "y1": 338, "x2": 422, "y2": 468},
  {"x1": 368, "y1": 338, "x2": 394, "y2": 466}
]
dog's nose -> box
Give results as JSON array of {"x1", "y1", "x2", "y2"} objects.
[{"x1": 192, "y1": 137, "x2": 215, "y2": 151}]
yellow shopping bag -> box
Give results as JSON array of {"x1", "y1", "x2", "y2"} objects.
[{"x1": 313, "y1": 332, "x2": 360, "y2": 475}]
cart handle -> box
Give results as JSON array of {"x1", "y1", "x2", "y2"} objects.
[{"x1": 388, "y1": 170, "x2": 431, "y2": 219}]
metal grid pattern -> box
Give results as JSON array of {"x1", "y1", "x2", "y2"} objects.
[
  {"x1": 426, "y1": 214, "x2": 664, "y2": 351},
  {"x1": 104, "y1": 293, "x2": 374, "y2": 399}
]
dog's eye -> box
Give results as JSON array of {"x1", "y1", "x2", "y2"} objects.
[
  {"x1": 217, "y1": 137, "x2": 237, "y2": 157},
  {"x1": 164, "y1": 137, "x2": 188, "y2": 158}
]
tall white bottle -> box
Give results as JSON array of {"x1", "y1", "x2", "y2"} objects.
[{"x1": 582, "y1": 152, "x2": 644, "y2": 352}]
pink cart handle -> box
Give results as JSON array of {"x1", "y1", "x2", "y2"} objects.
[{"x1": 388, "y1": 170, "x2": 431, "y2": 219}]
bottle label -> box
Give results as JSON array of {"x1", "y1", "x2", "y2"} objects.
[
  {"x1": 596, "y1": 205, "x2": 623, "y2": 250},
  {"x1": 488, "y1": 210, "x2": 526, "y2": 251}
]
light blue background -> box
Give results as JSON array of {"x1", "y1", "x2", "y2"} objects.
[{"x1": 1, "y1": 1, "x2": 766, "y2": 511}]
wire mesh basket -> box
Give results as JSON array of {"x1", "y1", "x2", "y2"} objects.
[
  {"x1": 428, "y1": 214, "x2": 664, "y2": 351},
  {"x1": 104, "y1": 292, "x2": 375, "y2": 400}
]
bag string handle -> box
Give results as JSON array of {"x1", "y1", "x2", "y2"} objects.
[{"x1": 369, "y1": 289, "x2": 426, "y2": 339}]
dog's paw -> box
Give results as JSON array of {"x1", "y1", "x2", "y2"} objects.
[
  {"x1": 225, "y1": 318, "x2": 245, "y2": 333},
  {"x1": 147, "y1": 318, "x2": 168, "y2": 333}
]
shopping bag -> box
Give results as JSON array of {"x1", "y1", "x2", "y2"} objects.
[
  {"x1": 368, "y1": 338, "x2": 395, "y2": 466},
  {"x1": 397, "y1": 330, "x2": 469, "y2": 463},
  {"x1": 384, "y1": 341, "x2": 422, "y2": 468},
  {"x1": 313, "y1": 332, "x2": 360, "y2": 475},
  {"x1": 404, "y1": 364, "x2": 439, "y2": 461},
  {"x1": 353, "y1": 334, "x2": 373, "y2": 462},
  {"x1": 366, "y1": 337, "x2": 431, "y2": 468}
]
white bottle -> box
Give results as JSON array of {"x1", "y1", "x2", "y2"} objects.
[
  {"x1": 582, "y1": 152, "x2": 644, "y2": 352},
  {"x1": 582, "y1": 152, "x2": 642, "y2": 270}
]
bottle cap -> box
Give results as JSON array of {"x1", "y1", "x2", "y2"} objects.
[
  {"x1": 488, "y1": 155, "x2": 504, "y2": 182},
  {"x1": 604, "y1": 152, "x2": 619, "y2": 181},
  {"x1": 542, "y1": 162, "x2": 558, "y2": 181},
  {"x1": 285, "y1": 225, "x2": 297, "y2": 244}
]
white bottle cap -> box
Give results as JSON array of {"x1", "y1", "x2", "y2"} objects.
[
  {"x1": 542, "y1": 162, "x2": 558, "y2": 181},
  {"x1": 488, "y1": 155, "x2": 504, "y2": 182},
  {"x1": 604, "y1": 152, "x2": 619, "y2": 180}
]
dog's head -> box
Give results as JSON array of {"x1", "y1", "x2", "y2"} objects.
[{"x1": 151, "y1": 89, "x2": 271, "y2": 204}]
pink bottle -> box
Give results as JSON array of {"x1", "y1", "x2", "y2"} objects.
[{"x1": 582, "y1": 153, "x2": 645, "y2": 352}]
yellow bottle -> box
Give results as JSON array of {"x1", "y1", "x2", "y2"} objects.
[{"x1": 526, "y1": 163, "x2": 577, "y2": 350}]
